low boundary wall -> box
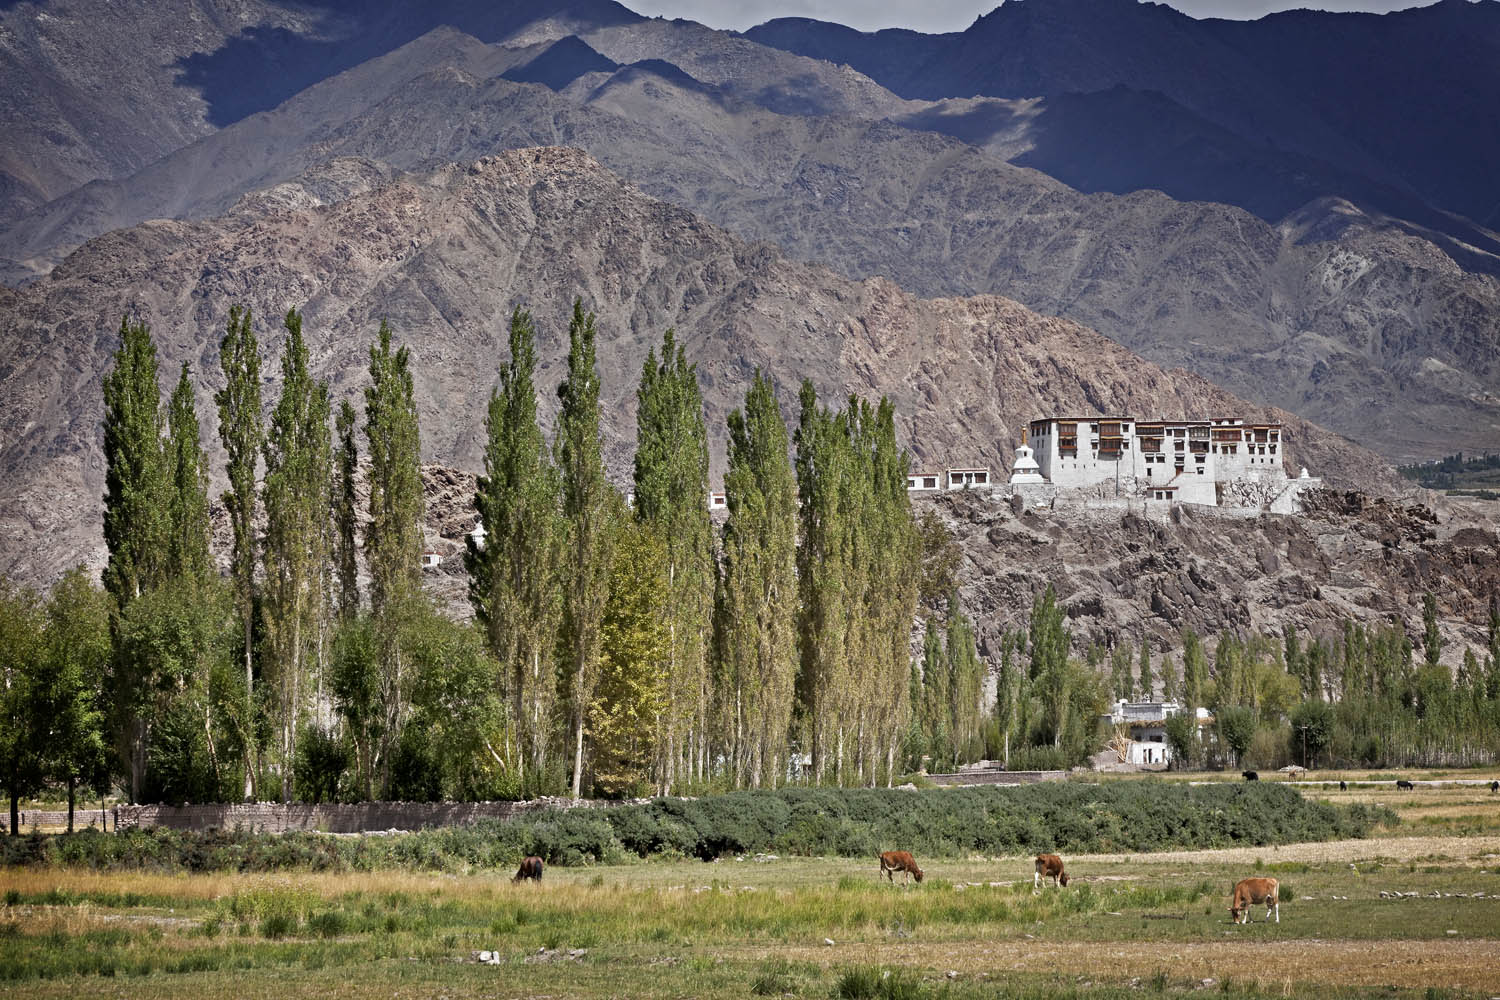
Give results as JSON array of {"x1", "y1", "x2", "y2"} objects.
[
  {"x1": 926, "y1": 770, "x2": 1067, "y2": 787},
  {"x1": 109, "y1": 797, "x2": 616, "y2": 834}
]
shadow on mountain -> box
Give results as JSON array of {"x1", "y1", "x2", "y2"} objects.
[
  {"x1": 174, "y1": 0, "x2": 641, "y2": 126},
  {"x1": 501, "y1": 35, "x2": 616, "y2": 90},
  {"x1": 898, "y1": 85, "x2": 1500, "y2": 273}
]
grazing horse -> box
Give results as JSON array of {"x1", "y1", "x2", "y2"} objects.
[
  {"x1": 513, "y1": 856, "x2": 544, "y2": 882},
  {"x1": 1229, "y1": 877, "x2": 1279, "y2": 924},
  {"x1": 878, "y1": 850, "x2": 924, "y2": 885},
  {"x1": 1033, "y1": 854, "x2": 1070, "y2": 892}
]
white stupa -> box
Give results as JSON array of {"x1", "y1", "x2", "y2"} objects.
[{"x1": 1009, "y1": 434, "x2": 1045, "y2": 485}]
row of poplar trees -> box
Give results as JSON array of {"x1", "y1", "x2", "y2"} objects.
[
  {"x1": 6, "y1": 299, "x2": 947, "y2": 815},
  {"x1": 466, "y1": 305, "x2": 926, "y2": 796}
]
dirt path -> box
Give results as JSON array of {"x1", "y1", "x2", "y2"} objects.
[{"x1": 1068, "y1": 835, "x2": 1500, "y2": 867}]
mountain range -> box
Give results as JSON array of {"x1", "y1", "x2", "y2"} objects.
[{"x1": 2, "y1": 0, "x2": 1497, "y2": 463}]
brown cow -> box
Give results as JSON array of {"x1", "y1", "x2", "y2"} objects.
[
  {"x1": 1033, "y1": 854, "x2": 1070, "y2": 892},
  {"x1": 513, "y1": 856, "x2": 544, "y2": 882},
  {"x1": 878, "y1": 850, "x2": 924, "y2": 885},
  {"x1": 1228, "y1": 877, "x2": 1279, "y2": 924}
]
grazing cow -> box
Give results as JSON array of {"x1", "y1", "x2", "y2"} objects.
[
  {"x1": 1490, "y1": 780, "x2": 1498, "y2": 793},
  {"x1": 513, "y1": 856, "x2": 544, "y2": 882},
  {"x1": 1033, "y1": 854, "x2": 1070, "y2": 892},
  {"x1": 1339, "y1": 780, "x2": 1348, "y2": 791},
  {"x1": 1242, "y1": 771, "x2": 1259, "y2": 781},
  {"x1": 878, "y1": 850, "x2": 924, "y2": 885},
  {"x1": 1396, "y1": 779, "x2": 1415, "y2": 791},
  {"x1": 1228, "y1": 877, "x2": 1280, "y2": 924}
]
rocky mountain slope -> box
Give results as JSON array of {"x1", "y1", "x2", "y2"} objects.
[
  {"x1": 0, "y1": 148, "x2": 1388, "y2": 586},
  {"x1": 2, "y1": 27, "x2": 1496, "y2": 462}
]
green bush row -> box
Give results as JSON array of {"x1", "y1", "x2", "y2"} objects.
[{"x1": 2, "y1": 782, "x2": 1393, "y2": 873}]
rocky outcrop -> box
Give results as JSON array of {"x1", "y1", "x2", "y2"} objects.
[{"x1": 0, "y1": 149, "x2": 1388, "y2": 586}]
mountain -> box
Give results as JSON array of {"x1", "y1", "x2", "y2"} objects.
[
  {"x1": 746, "y1": 0, "x2": 1500, "y2": 229},
  {"x1": 0, "y1": 0, "x2": 644, "y2": 227},
  {"x1": 2, "y1": 26, "x2": 1494, "y2": 461},
  {"x1": 0, "y1": 148, "x2": 1388, "y2": 586}
]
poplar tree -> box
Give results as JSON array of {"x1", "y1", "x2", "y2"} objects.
[
  {"x1": 1423, "y1": 591, "x2": 1442, "y2": 666},
  {"x1": 919, "y1": 621, "x2": 948, "y2": 769},
  {"x1": 1029, "y1": 584, "x2": 1070, "y2": 747},
  {"x1": 165, "y1": 363, "x2": 213, "y2": 582},
  {"x1": 632, "y1": 328, "x2": 714, "y2": 790},
  {"x1": 1109, "y1": 645, "x2": 1132, "y2": 701},
  {"x1": 102, "y1": 316, "x2": 167, "y2": 607},
  {"x1": 1137, "y1": 639, "x2": 1154, "y2": 701},
  {"x1": 720, "y1": 370, "x2": 798, "y2": 788},
  {"x1": 466, "y1": 308, "x2": 561, "y2": 786},
  {"x1": 1161, "y1": 653, "x2": 1179, "y2": 703},
  {"x1": 333, "y1": 400, "x2": 359, "y2": 620},
  {"x1": 364, "y1": 320, "x2": 424, "y2": 792},
  {"x1": 32, "y1": 569, "x2": 111, "y2": 831},
  {"x1": 262, "y1": 308, "x2": 331, "y2": 803},
  {"x1": 556, "y1": 300, "x2": 617, "y2": 799},
  {"x1": 946, "y1": 598, "x2": 984, "y2": 764},
  {"x1": 214, "y1": 305, "x2": 262, "y2": 798}
]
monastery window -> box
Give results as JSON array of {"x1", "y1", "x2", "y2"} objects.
[
  {"x1": 1269, "y1": 445, "x2": 1277, "y2": 454},
  {"x1": 1196, "y1": 467, "x2": 1205, "y2": 474}
]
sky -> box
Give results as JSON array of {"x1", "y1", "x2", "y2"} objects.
[{"x1": 623, "y1": 0, "x2": 1441, "y2": 33}]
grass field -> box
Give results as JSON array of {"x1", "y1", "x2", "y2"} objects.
[{"x1": 5, "y1": 779, "x2": 1500, "y2": 998}]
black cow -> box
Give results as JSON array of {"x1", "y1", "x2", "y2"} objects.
[
  {"x1": 1396, "y1": 779, "x2": 1415, "y2": 791},
  {"x1": 1490, "y1": 780, "x2": 1498, "y2": 793},
  {"x1": 1242, "y1": 771, "x2": 1259, "y2": 781},
  {"x1": 1339, "y1": 780, "x2": 1348, "y2": 791},
  {"x1": 513, "y1": 856, "x2": 544, "y2": 882}
]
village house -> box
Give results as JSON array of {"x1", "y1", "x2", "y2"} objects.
[{"x1": 1101, "y1": 700, "x2": 1213, "y2": 766}]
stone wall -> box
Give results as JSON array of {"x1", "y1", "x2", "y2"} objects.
[
  {"x1": 926, "y1": 770, "x2": 1067, "y2": 787},
  {"x1": 111, "y1": 797, "x2": 618, "y2": 834}
]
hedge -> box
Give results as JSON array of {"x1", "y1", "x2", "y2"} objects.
[{"x1": 2, "y1": 781, "x2": 1393, "y2": 873}]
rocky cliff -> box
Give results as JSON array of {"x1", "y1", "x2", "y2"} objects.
[{"x1": 0, "y1": 148, "x2": 1387, "y2": 586}]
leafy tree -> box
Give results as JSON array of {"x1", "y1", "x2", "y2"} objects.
[
  {"x1": 1109, "y1": 644, "x2": 1132, "y2": 702},
  {"x1": 1137, "y1": 639, "x2": 1154, "y2": 701},
  {"x1": 363, "y1": 320, "x2": 425, "y2": 795},
  {"x1": 1290, "y1": 699, "x2": 1336, "y2": 768},
  {"x1": 164, "y1": 363, "x2": 212, "y2": 582},
  {"x1": 719, "y1": 369, "x2": 798, "y2": 788},
  {"x1": 405, "y1": 610, "x2": 509, "y2": 801},
  {"x1": 31, "y1": 569, "x2": 112, "y2": 829},
  {"x1": 1160, "y1": 653, "x2": 1179, "y2": 703},
  {"x1": 555, "y1": 300, "x2": 618, "y2": 799},
  {"x1": 1216, "y1": 705, "x2": 1256, "y2": 768},
  {"x1": 214, "y1": 304, "x2": 263, "y2": 799},
  {"x1": 466, "y1": 308, "x2": 561, "y2": 788},
  {"x1": 1028, "y1": 585, "x2": 1070, "y2": 747},
  {"x1": 0, "y1": 579, "x2": 44, "y2": 833},
  {"x1": 1423, "y1": 591, "x2": 1442, "y2": 666},
  {"x1": 331, "y1": 615, "x2": 381, "y2": 800},
  {"x1": 592, "y1": 517, "x2": 671, "y2": 797},
  {"x1": 102, "y1": 316, "x2": 167, "y2": 607},
  {"x1": 632, "y1": 328, "x2": 714, "y2": 791},
  {"x1": 1164, "y1": 713, "x2": 1197, "y2": 770},
  {"x1": 916, "y1": 510, "x2": 960, "y2": 613},
  {"x1": 333, "y1": 399, "x2": 359, "y2": 620},
  {"x1": 261, "y1": 308, "x2": 332, "y2": 803},
  {"x1": 1182, "y1": 628, "x2": 1208, "y2": 710},
  {"x1": 919, "y1": 621, "x2": 949, "y2": 770},
  {"x1": 945, "y1": 598, "x2": 985, "y2": 765}
]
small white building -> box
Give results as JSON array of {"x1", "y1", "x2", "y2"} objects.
[
  {"x1": 1101, "y1": 700, "x2": 1213, "y2": 766},
  {"x1": 421, "y1": 550, "x2": 443, "y2": 569},
  {"x1": 707, "y1": 490, "x2": 727, "y2": 511},
  {"x1": 906, "y1": 471, "x2": 943, "y2": 492},
  {"x1": 947, "y1": 467, "x2": 991, "y2": 490}
]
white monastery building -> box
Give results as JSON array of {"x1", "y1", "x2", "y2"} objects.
[{"x1": 1020, "y1": 416, "x2": 1314, "y2": 507}]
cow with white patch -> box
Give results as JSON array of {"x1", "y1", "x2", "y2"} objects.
[
  {"x1": 1228, "y1": 877, "x2": 1279, "y2": 924},
  {"x1": 1033, "y1": 853, "x2": 1070, "y2": 892}
]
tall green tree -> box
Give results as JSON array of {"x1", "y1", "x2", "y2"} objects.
[
  {"x1": 1423, "y1": 591, "x2": 1443, "y2": 667},
  {"x1": 465, "y1": 308, "x2": 561, "y2": 788},
  {"x1": 945, "y1": 597, "x2": 985, "y2": 765},
  {"x1": 1029, "y1": 584, "x2": 1070, "y2": 747},
  {"x1": 364, "y1": 320, "x2": 425, "y2": 795},
  {"x1": 165, "y1": 363, "x2": 213, "y2": 582},
  {"x1": 919, "y1": 621, "x2": 949, "y2": 769},
  {"x1": 719, "y1": 370, "x2": 798, "y2": 788},
  {"x1": 555, "y1": 300, "x2": 618, "y2": 799},
  {"x1": 1182, "y1": 628, "x2": 1208, "y2": 710},
  {"x1": 1109, "y1": 644, "x2": 1133, "y2": 701},
  {"x1": 0, "y1": 579, "x2": 43, "y2": 833},
  {"x1": 333, "y1": 399, "x2": 359, "y2": 620},
  {"x1": 1137, "y1": 639, "x2": 1154, "y2": 701},
  {"x1": 632, "y1": 328, "x2": 714, "y2": 791},
  {"x1": 261, "y1": 308, "x2": 332, "y2": 803},
  {"x1": 214, "y1": 305, "x2": 263, "y2": 799},
  {"x1": 31, "y1": 569, "x2": 112, "y2": 830},
  {"x1": 102, "y1": 316, "x2": 167, "y2": 607},
  {"x1": 592, "y1": 517, "x2": 671, "y2": 796}
]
